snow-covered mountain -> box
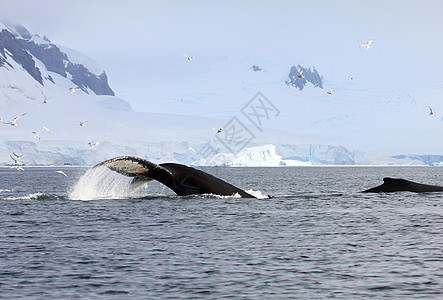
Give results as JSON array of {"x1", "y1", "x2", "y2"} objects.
[
  {"x1": 0, "y1": 23, "x2": 441, "y2": 167},
  {"x1": 0, "y1": 23, "x2": 114, "y2": 96},
  {"x1": 139, "y1": 54, "x2": 443, "y2": 156},
  {"x1": 285, "y1": 65, "x2": 323, "y2": 90}
]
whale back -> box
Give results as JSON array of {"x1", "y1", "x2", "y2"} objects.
[{"x1": 363, "y1": 177, "x2": 443, "y2": 193}]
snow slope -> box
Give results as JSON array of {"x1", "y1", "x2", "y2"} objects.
[
  {"x1": 0, "y1": 49, "x2": 314, "y2": 166},
  {"x1": 0, "y1": 23, "x2": 440, "y2": 166},
  {"x1": 137, "y1": 54, "x2": 443, "y2": 155}
]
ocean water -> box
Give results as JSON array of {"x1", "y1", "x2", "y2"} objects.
[{"x1": 1, "y1": 166, "x2": 443, "y2": 299}]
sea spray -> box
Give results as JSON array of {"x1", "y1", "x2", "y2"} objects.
[
  {"x1": 4, "y1": 192, "x2": 49, "y2": 201},
  {"x1": 68, "y1": 166, "x2": 147, "y2": 200},
  {"x1": 245, "y1": 189, "x2": 269, "y2": 199}
]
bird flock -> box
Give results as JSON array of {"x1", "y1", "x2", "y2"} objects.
[
  {"x1": 322, "y1": 39, "x2": 375, "y2": 96},
  {"x1": 305, "y1": 39, "x2": 436, "y2": 116},
  {"x1": 182, "y1": 55, "x2": 226, "y2": 135},
  {"x1": 184, "y1": 39, "x2": 436, "y2": 142},
  {"x1": 1, "y1": 40, "x2": 436, "y2": 171},
  {"x1": 2, "y1": 85, "x2": 101, "y2": 174}
]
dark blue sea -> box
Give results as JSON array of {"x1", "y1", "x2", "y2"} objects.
[{"x1": 1, "y1": 166, "x2": 443, "y2": 299}]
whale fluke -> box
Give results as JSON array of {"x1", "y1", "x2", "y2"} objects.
[
  {"x1": 94, "y1": 156, "x2": 256, "y2": 198},
  {"x1": 362, "y1": 177, "x2": 443, "y2": 193}
]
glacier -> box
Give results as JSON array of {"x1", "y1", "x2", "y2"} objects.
[
  {"x1": 193, "y1": 144, "x2": 283, "y2": 167},
  {"x1": 192, "y1": 144, "x2": 425, "y2": 167},
  {"x1": 0, "y1": 22, "x2": 441, "y2": 167}
]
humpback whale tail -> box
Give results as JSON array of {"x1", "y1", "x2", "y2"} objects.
[{"x1": 94, "y1": 156, "x2": 256, "y2": 198}]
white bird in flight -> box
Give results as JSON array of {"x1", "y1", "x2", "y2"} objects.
[
  {"x1": 212, "y1": 127, "x2": 223, "y2": 133},
  {"x1": 32, "y1": 131, "x2": 41, "y2": 141},
  {"x1": 88, "y1": 141, "x2": 100, "y2": 148},
  {"x1": 187, "y1": 146, "x2": 197, "y2": 153},
  {"x1": 10, "y1": 154, "x2": 20, "y2": 164},
  {"x1": 70, "y1": 86, "x2": 81, "y2": 93},
  {"x1": 428, "y1": 106, "x2": 434, "y2": 115},
  {"x1": 327, "y1": 88, "x2": 334, "y2": 95},
  {"x1": 39, "y1": 97, "x2": 51, "y2": 106},
  {"x1": 42, "y1": 126, "x2": 50, "y2": 134},
  {"x1": 5, "y1": 113, "x2": 27, "y2": 126},
  {"x1": 56, "y1": 170, "x2": 67, "y2": 177},
  {"x1": 79, "y1": 120, "x2": 89, "y2": 127},
  {"x1": 182, "y1": 55, "x2": 196, "y2": 61},
  {"x1": 10, "y1": 151, "x2": 23, "y2": 164},
  {"x1": 12, "y1": 151, "x2": 22, "y2": 160},
  {"x1": 359, "y1": 39, "x2": 375, "y2": 49},
  {"x1": 298, "y1": 70, "x2": 304, "y2": 78}
]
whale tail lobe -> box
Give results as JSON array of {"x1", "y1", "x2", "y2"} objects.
[{"x1": 93, "y1": 156, "x2": 256, "y2": 198}]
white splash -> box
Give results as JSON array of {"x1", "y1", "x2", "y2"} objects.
[
  {"x1": 202, "y1": 193, "x2": 243, "y2": 199},
  {"x1": 245, "y1": 189, "x2": 269, "y2": 199},
  {"x1": 4, "y1": 192, "x2": 45, "y2": 200},
  {"x1": 68, "y1": 166, "x2": 146, "y2": 200}
]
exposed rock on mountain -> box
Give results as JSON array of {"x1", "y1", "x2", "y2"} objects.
[
  {"x1": 285, "y1": 65, "x2": 323, "y2": 90},
  {"x1": 0, "y1": 29, "x2": 43, "y2": 84},
  {"x1": 0, "y1": 23, "x2": 114, "y2": 96}
]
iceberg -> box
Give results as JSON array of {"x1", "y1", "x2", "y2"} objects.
[
  {"x1": 193, "y1": 144, "x2": 282, "y2": 167},
  {"x1": 280, "y1": 159, "x2": 312, "y2": 166}
]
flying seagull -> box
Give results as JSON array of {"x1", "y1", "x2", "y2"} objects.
[
  {"x1": 42, "y1": 126, "x2": 50, "y2": 134},
  {"x1": 88, "y1": 141, "x2": 100, "y2": 148},
  {"x1": 10, "y1": 154, "x2": 20, "y2": 164},
  {"x1": 298, "y1": 70, "x2": 304, "y2": 78},
  {"x1": 39, "y1": 97, "x2": 51, "y2": 106},
  {"x1": 5, "y1": 113, "x2": 27, "y2": 126},
  {"x1": 70, "y1": 86, "x2": 81, "y2": 93},
  {"x1": 56, "y1": 170, "x2": 67, "y2": 177},
  {"x1": 327, "y1": 88, "x2": 334, "y2": 95},
  {"x1": 32, "y1": 131, "x2": 41, "y2": 141},
  {"x1": 10, "y1": 151, "x2": 23, "y2": 164},
  {"x1": 187, "y1": 146, "x2": 197, "y2": 153},
  {"x1": 428, "y1": 106, "x2": 434, "y2": 115},
  {"x1": 182, "y1": 55, "x2": 196, "y2": 61},
  {"x1": 12, "y1": 151, "x2": 22, "y2": 160},
  {"x1": 212, "y1": 127, "x2": 224, "y2": 133},
  {"x1": 79, "y1": 120, "x2": 89, "y2": 127},
  {"x1": 359, "y1": 39, "x2": 375, "y2": 49}
]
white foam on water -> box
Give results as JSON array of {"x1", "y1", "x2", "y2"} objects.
[
  {"x1": 245, "y1": 189, "x2": 269, "y2": 199},
  {"x1": 201, "y1": 193, "x2": 243, "y2": 199},
  {"x1": 68, "y1": 166, "x2": 147, "y2": 200},
  {"x1": 4, "y1": 192, "x2": 46, "y2": 200}
]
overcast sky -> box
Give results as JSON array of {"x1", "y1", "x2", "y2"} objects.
[{"x1": 0, "y1": 0, "x2": 442, "y2": 112}]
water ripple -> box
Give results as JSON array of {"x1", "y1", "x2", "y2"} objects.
[{"x1": 1, "y1": 166, "x2": 443, "y2": 298}]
